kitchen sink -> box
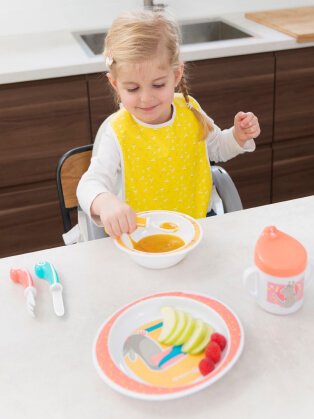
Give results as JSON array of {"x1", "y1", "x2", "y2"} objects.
[
  {"x1": 181, "y1": 21, "x2": 251, "y2": 44},
  {"x1": 74, "y1": 20, "x2": 252, "y2": 57}
]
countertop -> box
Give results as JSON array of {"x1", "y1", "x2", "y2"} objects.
[
  {"x1": 1, "y1": 12, "x2": 314, "y2": 85},
  {"x1": 1, "y1": 196, "x2": 314, "y2": 418}
]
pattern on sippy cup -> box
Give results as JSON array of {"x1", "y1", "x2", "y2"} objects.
[{"x1": 267, "y1": 279, "x2": 304, "y2": 308}]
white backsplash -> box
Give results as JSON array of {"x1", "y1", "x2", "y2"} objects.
[{"x1": 0, "y1": 0, "x2": 312, "y2": 36}]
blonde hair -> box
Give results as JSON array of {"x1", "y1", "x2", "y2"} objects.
[{"x1": 104, "y1": 10, "x2": 213, "y2": 139}]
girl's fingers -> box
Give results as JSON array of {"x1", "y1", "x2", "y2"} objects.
[
  {"x1": 244, "y1": 127, "x2": 260, "y2": 138},
  {"x1": 234, "y1": 111, "x2": 246, "y2": 122},
  {"x1": 104, "y1": 222, "x2": 115, "y2": 239},
  {"x1": 110, "y1": 217, "x2": 122, "y2": 238},
  {"x1": 118, "y1": 213, "x2": 130, "y2": 235},
  {"x1": 242, "y1": 118, "x2": 258, "y2": 129},
  {"x1": 126, "y1": 211, "x2": 137, "y2": 234},
  {"x1": 240, "y1": 113, "x2": 255, "y2": 128},
  {"x1": 244, "y1": 127, "x2": 257, "y2": 135},
  {"x1": 235, "y1": 111, "x2": 260, "y2": 142}
]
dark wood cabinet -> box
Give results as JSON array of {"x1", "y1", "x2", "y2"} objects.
[
  {"x1": 272, "y1": 136, "x2": 314, "y2": 203},
  {"x1": 0, "y1": 76, "x2": 92, "y2": 257},
  {"x1": 87, "y1": 73, "x2": 116, "y2": 138},
  {"x1": 188, "y1": 53, "x2": 275, "y2": 208},
  {"x1": 219, "y1": 146, "x2": 272, "y2": 208},
  {"x1": 188, "y1": 53, "x2": 275, "y2": 146},
  {"x1": 274, "y1": 48, "x2": 314, "y2": 142},
  {"x1": 273, "y1": 47, "x2": 314, "y2": 202},
  {"x1": 0, "y1": 182, "x2": 64, "y2": 255}
]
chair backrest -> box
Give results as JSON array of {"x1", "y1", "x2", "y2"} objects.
[{"x1": 56, "y1": 144, "x2": 93, "y2": 233}]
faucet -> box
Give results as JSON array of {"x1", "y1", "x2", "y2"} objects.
[
  {"x1": 144, "y1": 0, "x2": 154, "y2": 8},
  {"x1": 144, "y1": 0, "x2": 167, "y2": 12}
]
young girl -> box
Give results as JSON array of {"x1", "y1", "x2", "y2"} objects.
[{"x1": 77, "y1": 10, "x2": 261, "y2": 239}]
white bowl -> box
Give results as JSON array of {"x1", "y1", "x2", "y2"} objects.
[{"x1": 114, "y1": 210, "x2": 202, "y2": 269}]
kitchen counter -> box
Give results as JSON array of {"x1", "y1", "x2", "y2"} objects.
[{"x1": 1, "y1": 12, "x2": 314, "y2": 85}]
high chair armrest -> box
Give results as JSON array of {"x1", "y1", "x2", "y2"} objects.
[{"x1": 211, "y1": 165, "x2": 243, "y2": 213}]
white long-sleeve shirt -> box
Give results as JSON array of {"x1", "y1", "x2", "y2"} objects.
[{"x1": 77, "y1": 103, "x2": 255, "y2": 219}]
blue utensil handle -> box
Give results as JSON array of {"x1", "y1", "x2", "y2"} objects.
[
  {"x1": 158, "y1": 345, "x2": 183, "y2": 368},
  {"x1": 34, "y1": 261, "x2": 60, "y2": 285}
]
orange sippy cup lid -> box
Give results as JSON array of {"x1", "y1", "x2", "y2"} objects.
[{"x1": 254, "y1": 226, "x2": 307, "y2": 277}]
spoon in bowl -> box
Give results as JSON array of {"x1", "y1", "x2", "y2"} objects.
[
  {"x1": 127, "y1": 235, "x2": 138, "y2": 249},
  {"x1": 136, "y1": 216, "x2": 179, "y2": 233}
]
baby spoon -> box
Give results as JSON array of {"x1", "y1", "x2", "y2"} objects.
[
  {"x1": 10, "y1": 268, "x2": 37, "y2": 317},
  {"x1": 136, "y1": 216, "x2": 179, "y2": 233},
  {"x1": 126, "y1": 235, "x2": 138, "y2": 249},
  {"x1": 34, "y1": 261, "x2": 64, "y2": 317}
]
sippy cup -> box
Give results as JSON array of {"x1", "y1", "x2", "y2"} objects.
[{"x1": 243, "y1": 226, "x2": 313, "y2": 315}]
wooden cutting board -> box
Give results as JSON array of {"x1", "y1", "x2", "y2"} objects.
[{"x1": 245, "y1": 6, "x2": 314, "y2": 42}]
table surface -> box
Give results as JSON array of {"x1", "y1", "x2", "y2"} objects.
[{"x1": 1, "y1": 196, "x2": 313, "y2": 419}]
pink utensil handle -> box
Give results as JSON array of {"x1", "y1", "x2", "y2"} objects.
[{"x1": 10, "y1": 268, "x2": 34, "y2": 288}]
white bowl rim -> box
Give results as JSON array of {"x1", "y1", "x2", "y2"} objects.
[{"x1": 114, "y1": 210, "x2": 203, "y2": 258}]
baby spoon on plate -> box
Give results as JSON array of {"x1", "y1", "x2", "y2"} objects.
[{"x1": 136, "y1": 216, "x2": 179, "y2": 233}]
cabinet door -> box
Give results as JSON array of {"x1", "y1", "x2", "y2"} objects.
[
  {"x1": 0, "y1": 76, "x2": 91, "y2": 188},
  {"x1": 272, "y1": 136, "x2": 314, "y2": 203},
  {"x1": 0, "y1": 76, "x2": 91, "y2": 256},
  {"x1": 87, "y1": 73, "x2": 116, "y2": 138},
  {"x1": 188, "y1": 53, "x2": 275, "y2": 145},
  {"x1": 219, "y1": 146, "x2": 272, "y2": 209},
  {"x1": 273, "y1": 47, "x2": 314, "y2": 202},
  {"x1": 274, "y1": 48, "x2": 314, "y2": 142},
  {"x1": 187, "y1": 53, "x2": 274, "y2": 208},
  {"x1": 0, "y1": 182, "x2": 64, "y2": 257}
]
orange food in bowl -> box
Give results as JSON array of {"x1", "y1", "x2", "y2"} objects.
[
  {"x1": 159, "y1": 222, "x2": 179, "y2": 232},
  {"x1": 132, "y1": 234, "x2": 185, "y2": 253}
]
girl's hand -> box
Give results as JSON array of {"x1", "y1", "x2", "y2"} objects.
[
  {"x1": 233, "y1": 111, "x2": 261, "y2": 146},
  {"x1": 91, "y1": 192, "x2": 137, "y2": 238}
]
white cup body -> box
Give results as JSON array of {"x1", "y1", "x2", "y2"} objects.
[{"x1": 243, "y1": 266, "x2": 311, "y2": 315}]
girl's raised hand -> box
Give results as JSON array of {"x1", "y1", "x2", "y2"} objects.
[
  {"x1": 92, "y1": 192, "x2": 137, "y2": 238},
  {"x1": 233, "y1": 111, "x2": 261, "y2": 146}
]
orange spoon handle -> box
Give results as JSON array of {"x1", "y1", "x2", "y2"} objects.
[
  {"x1": 10, "y1": 268, "x2": 34, "y2": 288},
  {"x1": 136, "y1": 216, "x2": 149, "y2": 228}
]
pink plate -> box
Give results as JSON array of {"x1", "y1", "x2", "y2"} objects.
[{"x1": 93, "y1": 291, "x2": 244, "y2": 400}]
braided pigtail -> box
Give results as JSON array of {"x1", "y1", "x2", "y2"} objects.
[{"x1": 178, "y1": 73, "x2": 214, "y2": 140}]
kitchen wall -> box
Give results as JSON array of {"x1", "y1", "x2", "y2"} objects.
[{"x1": 0, "y1": 0, "x2": 312, "y2": 36}]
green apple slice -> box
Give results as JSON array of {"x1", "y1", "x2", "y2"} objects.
[
  {"x1": 158, "y1": 306, "x2": 178, "y2": 343},
  {"x1": 163, "y1": 310, "x2": 187, "y2": 345},
  {"x1": 182, "y1": 319, "x2": 207, "y2": 354},
  {"x1": 173, "y1": 313, "x2": 195, "y2": 346},
  {"x1": 190, "y1": 324, "x2": 214, "y2": 355}
]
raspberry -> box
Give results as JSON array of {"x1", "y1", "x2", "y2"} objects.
[
  {"x1": 199, "y1": 357, "x2": 215, "y2": 376},
  {"x1": 211, "y1": 333, "x2": 227, "y2": 351},
  {"x1": 205, "y1": 341, "x2": 221, "y2": 363}
]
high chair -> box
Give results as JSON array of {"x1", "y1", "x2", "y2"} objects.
[{"x1": 56, "y1": 144, "x2": 243, "y2": 244}]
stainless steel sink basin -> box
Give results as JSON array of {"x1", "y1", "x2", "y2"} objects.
[
  {"x1": 180, "y1": 21, "x2": 251, "y2": 44},
  {"x1": 75, "y1": 20, "x2": 252, "y2": 57}
]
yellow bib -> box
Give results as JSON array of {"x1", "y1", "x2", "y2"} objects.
[{"x1": 111, "y1": 94, "x2": 212, "y2": 218}]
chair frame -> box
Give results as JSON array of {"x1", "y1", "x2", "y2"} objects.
[{"x1": 56, "y1": 144, "x2": 93, "y2": 233}]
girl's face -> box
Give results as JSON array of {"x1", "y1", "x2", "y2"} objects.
[{"x1": 107, "y1": 54, "x2": 184, "y2": 125}]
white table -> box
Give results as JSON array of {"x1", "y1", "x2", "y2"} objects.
[{"x1": 1, "y1": 196, "x2": 313, "y2": 419}]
